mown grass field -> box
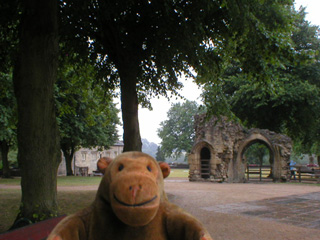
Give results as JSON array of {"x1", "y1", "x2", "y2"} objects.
[
  {"x1": 0, "y1": 187, "x2": 97, "y2": 234},
  {"x1": 0, "y1": 169, "x2": 188, "y2": 233},
  {"x1": 0, "y1": 169, "x2": 188, "y2": 186},
  {"x1": 168, "y1": 168, "x2": 189, "y2": 178}
]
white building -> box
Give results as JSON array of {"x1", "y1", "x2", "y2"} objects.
[{"x1": 57, "y1": 141, "x2": 124, "y2": 176}]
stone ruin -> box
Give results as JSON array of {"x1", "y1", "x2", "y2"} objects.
[{"x1": 188, "y1": 115, "x2": 292, "y2": 183}]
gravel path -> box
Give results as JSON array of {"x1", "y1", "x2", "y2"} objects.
[
  {"x1": 164, "y1": 179, "x2": 320, "y2": 240},
  {"x1": 2, "y1": 179, "x2": 320, "y2": 239}
]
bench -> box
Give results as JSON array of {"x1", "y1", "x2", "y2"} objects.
[
  {"x1": 0, "y1": 215, "x2": 66, "y2": 240},
  {"x1": 295, "y1": 167, "x2": 320, "y2": 183}
]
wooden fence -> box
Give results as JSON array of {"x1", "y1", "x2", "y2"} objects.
[
  {"x1": 246, "y1": 165, "x2": 320, "y2": 183},
  {"x1": 294, "y1": 166, "x2": 320, "y2": 183},
  {"x1": 246, "y1": 165, "x2": 272, "y2": 182}
]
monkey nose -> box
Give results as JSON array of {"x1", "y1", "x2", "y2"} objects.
[{"x1": 129, "y1": 185, "x2": 142, "y2": 199}]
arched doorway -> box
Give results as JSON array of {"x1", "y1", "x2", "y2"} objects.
[
  {"x1": 189, "y1": 116, "x2": 292, "y2": 183},
  {"x1": 200, "y1": 147, "x2": 211, "y2": 179},
  {"x1": 230, "y1": 133, "x2": 278, "y2": 182},
  {"x1": 242, "y1": 140, "x2": 273, "y2": 181}
]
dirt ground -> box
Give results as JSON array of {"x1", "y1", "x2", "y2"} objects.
[
  {"x1": 164, "y1": 179, "x2": 320, "y2": 240},
  {"x1": 2, "y1": 179, "x2": 320, "y2": 239}
]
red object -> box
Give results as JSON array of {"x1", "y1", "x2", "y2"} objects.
[
  {"x1": 307, "y1": 164, "x2": 318, "y2": 167},
  {"x1": 0, "y1": 215, "x2": 65, "y2": 240}
]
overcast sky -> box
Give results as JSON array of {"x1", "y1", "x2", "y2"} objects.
[{"x1": 116, "y1": 0, "x2": 320, "y2": 145}]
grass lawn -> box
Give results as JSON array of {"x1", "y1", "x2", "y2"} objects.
[
  {"x1": 169, "y1": 169, "x2": 189, "y2": 178},
  {"x1": 0, "y1": 187, "x2": 97, "y2": 234},
  {"x1": 0, "y1": 168, "x2": 189, "y2": 233},
  {"x1": 0, "y1": 189, "x2": 21, "y2": 234}
]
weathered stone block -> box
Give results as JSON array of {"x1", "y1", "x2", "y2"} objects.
[{"x1": 189, "y1": 115, "x2": 292, "y2": 183}]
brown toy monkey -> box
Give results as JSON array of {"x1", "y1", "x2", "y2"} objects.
[{"x1": 48, "y1": 152, "x2": 212, "y2": 240}]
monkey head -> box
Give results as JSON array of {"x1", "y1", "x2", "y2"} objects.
[{"x1": 97, "y1": 152, "x2": 170, "y2": 227}]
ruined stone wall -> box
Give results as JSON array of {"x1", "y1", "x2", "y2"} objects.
[
  {"x1": 250, "y1": 128, "x2": 292, "y2": 181},
  {"x1": 189, "y1": 115, "x2": 247, "y2": 182},
  {"x1": 189, "y1": 115, "x2": 292, "y2": 183}
]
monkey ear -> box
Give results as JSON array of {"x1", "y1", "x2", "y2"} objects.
[
  {"x1": 158, "y1": 162, "x2": 170, "y2": 179},
  {"x1": 97, "y1": 157, "x2": 113, "y2": 174}
]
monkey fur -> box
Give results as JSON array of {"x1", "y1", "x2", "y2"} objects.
[{"x1": 48, "y1": 152, "x2": 212, "y2": 240}]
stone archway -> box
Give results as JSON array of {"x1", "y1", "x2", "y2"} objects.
[
  {"x1": 188, "y1": 141, "x2": 217, "y2": 182},
  {"x1": 229, "y1": 132, "x2": 275, "y2": 182},
  {"x1": 242, "y1": 139, "x2": 274, "y2": 178},
  {"x1": 188, "y1": 115, "x2": 292, "y2": 183}
]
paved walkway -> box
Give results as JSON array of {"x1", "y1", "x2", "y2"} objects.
[
  {"x1": 2, "y1": 179, "x2": 320, "y2": 239},
  {"x1": 164, "y1": 180, "x2": 320, "y2": 240},
  {"x1": 203, "y1": 191, "x2": 320, "y2": 229}
]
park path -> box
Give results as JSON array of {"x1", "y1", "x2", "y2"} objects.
[
  {"x1": 164, "y1": 180, "x2": 320, "y2": 240},
  {"x1": 2, "y1": 179, "x2": 320, "y2": 239}
]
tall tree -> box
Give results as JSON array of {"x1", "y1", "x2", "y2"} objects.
[
  {"x1": 0, "y1": 1, "x2": 19, "y2": 179},
  {"x1": 155, "y1": 146, "x2": 166, "y2": 162},
  {"x1": 202, "y1": 8, "x2": 320, "y2": 154},
  {"x1": 56, "y1": 61, "x2": 119, "y2": 175},
  {"x1": 12, "y1": 0, "x2": 60, "y2": 225},
  {"x1": 59, "y1": 0, "x2": 295, "y2": 151},
  {"x1": 0, "y1": 73, "x2": 17, "y2": 178},
  {"x1": 158, "y1": 100, "x2": 203, "y2": 158},
  {"x1": 0, "y1": 0, "x2": 19, "y2": 74},
  {"x1": 59, "y1": 106, "x2": 119, "y2": 176}
]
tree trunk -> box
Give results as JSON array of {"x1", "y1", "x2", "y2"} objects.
[
  {"x1": 12, "y1": 0, "x2": 60, "y2": 226},
  {"x1": 61, "y1": 146, "x2": 74, "y2": 176},
  {"x1": 119, "y1": 70, "x2": 142, "y2": 152},
  {"x1": 0, "y1": 141, "x2": 11, "y2": 178}
]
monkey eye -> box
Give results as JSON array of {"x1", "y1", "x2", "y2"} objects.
[
  {"x1": 147, "y1": 165, "x2": 152, "y2": 172},
  {"x1": 118, "y1": 164, "x2": 124, "y2": 171}
]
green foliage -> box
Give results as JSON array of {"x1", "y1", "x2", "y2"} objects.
[
  {"x1": 60, "y1": 0, "x2": 295, "y2": 100},
  {"x1": 31, "y1": 211, "x2": 58, "y2": 222},
  {"x1": 244, "y1": 143, "x2": 270, "y2": 165},
  {"x1": 0, "y1": 0, "x2": 19, "y2": 74},
  {"x1": 56, "y1": 55, "x2": 120, "y2": 157},
  {"x1": 157, "y1": 100, "x2": 204, "y2": 158},
  {"x1": 155, "y1": 146, "x2": 166, "y2": 162},
  {"x1": 0, "y1": 73, "x2": 17, "y2": 146},
  {"x1": 212, "y1": 0, "x2": 296, "y2": 83},
  {"x1": 8, "y1": 150, "x2": 18, "y2": 167},
  {"x1": 0, "y1": 1, "x2": 19, "y2": 176},
  {"x1": 202, "y1": 8, "x2": 320, "y2": 154},
  {"x1": 57, "y1": 0, "x2": 297, "y2": 151}
]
